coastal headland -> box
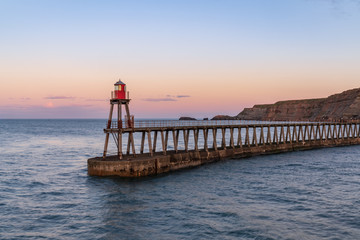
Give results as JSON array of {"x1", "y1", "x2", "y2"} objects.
[{"x1": 212, "y1": 88, "x2": 360, "y2": 121}]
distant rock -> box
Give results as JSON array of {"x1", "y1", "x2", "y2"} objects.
[
  {"x1": 179, "y1": 117, "x2": 197, "y2": 120},
  {"x1": 236, "y1": 88, "x2": 360, "y2": 121},
  {"x1": 211, "y1": 115, "x2": 238, "y2": 120},
  {"x1": 203, "y1": 118, "x2": 209, "y2": 120}
]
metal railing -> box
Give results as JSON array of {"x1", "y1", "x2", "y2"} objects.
[
  {"x1": 104, "y1": 119, "x2": 354, "y2": 129},
  {"x1": 103, "y1": 120, "x2": 360, "y2": 159}
]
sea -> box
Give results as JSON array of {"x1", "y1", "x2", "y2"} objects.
[{"x1": 0, "y1": 119, "x2": 360, "y2": 240}]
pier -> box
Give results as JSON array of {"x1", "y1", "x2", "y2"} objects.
[
  {"x1": 88, "y1": 80, "x2": 360, "y2": 177},
  {"x1": 88, "y1": 120, "x2": 360, "y2": 177}
]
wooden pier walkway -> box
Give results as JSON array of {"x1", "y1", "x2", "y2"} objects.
[{"x1": 88, "y1": 120, "x2": 360, "y2": 177}]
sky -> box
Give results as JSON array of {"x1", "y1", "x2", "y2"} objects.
[{"x1": 1, "y1": 0, "x2": 360, "y2": 119}]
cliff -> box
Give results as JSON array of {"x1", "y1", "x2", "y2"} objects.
[{"x1": 236, "y1": 88, "x2": 360, "y2": 121}]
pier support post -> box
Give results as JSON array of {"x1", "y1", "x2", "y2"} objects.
[
  {"x1": 153, "y1": 131, "x2": 158, "y2": 152},
  {"x1": 194, "y1": 128, "x2": 199, "y2": 151},
  {"x1": 351, "y1": 124, "x2": 355, "y2": 138},
  {"x1": 321, "y1": 124, "x2": 326, "y2": 140},
  {"x1": 130, "y1": 131, "x2": 136, "y2": 157},
  {"x1": 273, "y1": 126, "x2": 279, "y2": 144},
  {"x1": 304, "y1": 125, "x2": 310, "y2": 141},
  {"x1": 292, "y1": 125, "x2": 298, "y2": 143},
  {"x1": 103, "y1": 103, "x2": 114, "y2": 159},
  {"x1": 266, "y1": 126, "x2": 272, "y2": 145},
  {"x1": 212, "y1": 128, "x2": 218, "y2": 150},
  {"x1": 347, "y1": 124, "x2": 351, "y2": 138},
  {"x1": 245, "y1": 127, "x2": 250, "y2": 147},
  {"x1": 173, "y1": 130, "x2": 179, "y2": 153},
  {"x1": 300, "y1": 125, "x2": 305, "y2": 143},
  {"x1": 328, "y1": 124, "x2": 333, "y2": 140},
  {"x1": 221, "y1": 128, "x2": 226, "y2": 149},
  {"x1": 316, "y1": 124, "x2": 321, "y2": 140},
  {"x1": 161, "y1": 130, "x2": 166, "y2": 155},
  {"x1": 311, "y1": 125, "x2": 315, "y2": 141},
  {"x1": 286, "y1": 125, "x2": 292, "y2": 144},
  {"x1": 203, "y1": 128, "x2": 209, "y2": 152},
  {"x1": 230, "y1": 127, "x2": 235, "y2": 149},
  {"x1": 184, "y1": 129, "x2": 189, "y2": 152},
  {"x1": 259, "y1": 126, "x2": 265, "y2": 145},
  {"x1": 237, "y1": 127, "x2": 243, "y2": 148},
  {"x1": 165, "y1": 130, "x2": 169, "y2": 151},
  {"x1": 147, "y1": 130, "x2": 153, "y2": 156},
  {"x1": 140, "y1": 131, "x2": 145, "y2": 154},
  {"x1": 280, "y1": 126, "x2": 285, "y2": 144},
  {"x1": 337, "y1": 124, "x2": 341, "y2": 139},
  {"x1": 126, "y1": 133, "x2": 131, "y2": 155},
  {"x1": 252, "y1": 127, "x2": 258, "y2": 146}
]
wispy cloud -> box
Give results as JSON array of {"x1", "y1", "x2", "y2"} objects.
[
  {"x1": 86, "y1": 98, "x2": 107, "y2": 102},
  {"x1": 166, "y1": 94, "x2": 191, "y2": 98},
  {"x1": 0, "y1": 104, "x2": 106, "y2": 118},
  {"x1": 8, "y1": 97, "x2": 31, "y2": 101},
  {"x1": 142, "y1": 98, "x2": 177, "y2": 102},
  {"x1": 44, "y1": 96, "x2": 76, "y2": 100},
  {"x1": 143, "y1": 94, "x2": 191, "y2": 102}
]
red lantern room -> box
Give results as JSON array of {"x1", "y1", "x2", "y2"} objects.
[{"x1": 113, "y1": 79, "x2": 127, "y2": 100}]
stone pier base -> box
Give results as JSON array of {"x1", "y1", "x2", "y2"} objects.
[{"x1": 88, "y1": 138, "x2": 360, "y2": 177}]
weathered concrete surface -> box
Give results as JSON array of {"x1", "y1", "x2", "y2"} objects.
[{"x1": 88, "y1": 138, "x2": 360, "y2": 177}]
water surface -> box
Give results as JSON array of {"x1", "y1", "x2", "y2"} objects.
[{"x1": 1, "y1": 119, "x2": 359, "y2": 239}]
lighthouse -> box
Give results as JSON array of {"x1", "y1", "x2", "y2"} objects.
[
  {"x1": 103, "y1": 79, "x2": 135, "y2": 159},
  {"x1": 112, "y1": 79, "x2": 127, "y2": 100}
]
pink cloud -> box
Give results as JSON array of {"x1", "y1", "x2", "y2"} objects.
[
  {"x1": 44, "y1": 96, "x2": 76, "y2": 100},
  {"x1": 142, "y1": 98, "x2": 177, "y2": 102},
  {"x1": 142, "y1": 94, "x2": 191, "y2": 102},
  {"x1": 86, "y1": 98, "x2": 107, "y2": 102},
  {"x1": 176, "y1": 95, "x2": 191, "y2": 98}
]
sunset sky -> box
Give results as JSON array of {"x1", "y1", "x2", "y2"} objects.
[{"x1": 1, "y1": 0, "x2": 360, "y2": 119}]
